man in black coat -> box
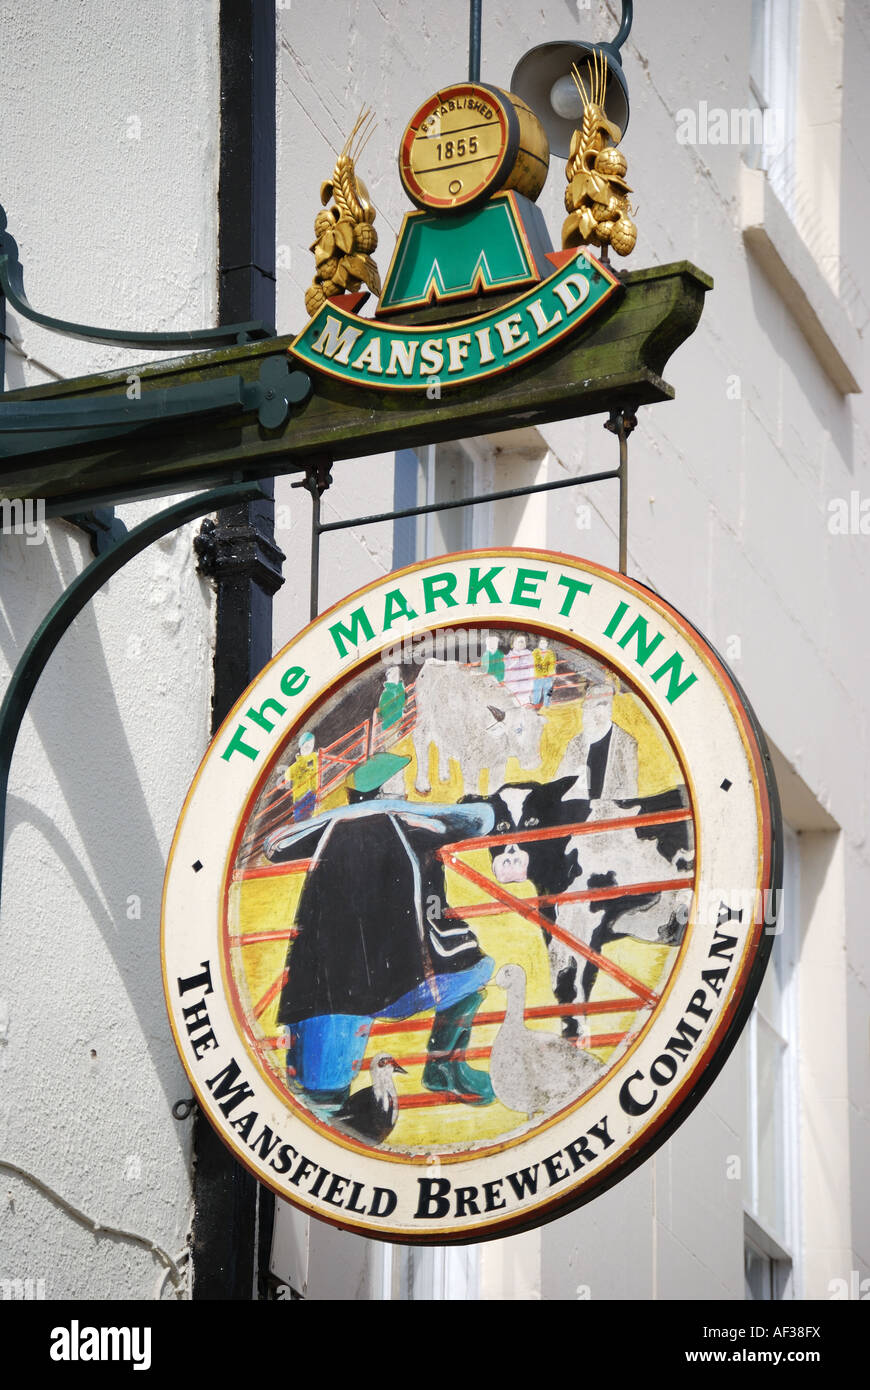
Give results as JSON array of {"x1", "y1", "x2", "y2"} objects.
[{"x1": 264, "y1": 753, "x2": 496, "y2": 1119}]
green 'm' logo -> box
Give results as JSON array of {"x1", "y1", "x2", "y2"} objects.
[{"x1": 379, "y1": 194, "x2": 540, "y2": 313}]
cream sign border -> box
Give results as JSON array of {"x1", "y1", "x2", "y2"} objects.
[{"x1": 162, "y1": 550, "x2": 779, "y2": 1243}]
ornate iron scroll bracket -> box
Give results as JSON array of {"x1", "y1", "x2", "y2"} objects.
[{"x1": 0, "y1": 201, "x2": 275, "y2": 351}]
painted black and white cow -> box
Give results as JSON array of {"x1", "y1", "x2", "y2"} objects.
[{"x1": 478, "y1": 779, "x2": 695, "y2": 1036}]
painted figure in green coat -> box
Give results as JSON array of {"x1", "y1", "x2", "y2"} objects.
[
  {"x1": 377, "y1": 666, "x2": 407, "y2": 732},
  {"x1": 480, "y1": 633, "x2": 505, "y2": 682}
]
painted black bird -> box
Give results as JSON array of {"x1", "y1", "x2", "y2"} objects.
[{"x1": 335, "y1": 1054, "x2": 407, "y2": 1143}]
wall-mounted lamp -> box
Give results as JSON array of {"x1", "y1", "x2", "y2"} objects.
[{"x1": 511, "y1": 0, "x2": 633, "y2": 158}]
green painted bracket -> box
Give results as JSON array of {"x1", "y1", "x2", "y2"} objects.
[
  {"x1": 1, "y1": 378, "x2": 249, "y2": 459},
  {"x1": 0, "y1": 201, "x2": 274, "y2": 349},
  {"x1": 0, "y1": 360, "x2": 313, "y2": 462},
  {"x1": 0, "y1": 261, "x2": 712, "y2": 513}
]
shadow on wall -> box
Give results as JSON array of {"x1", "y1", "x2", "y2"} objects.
[
  {"x1": 743, "y1": 255, "x2": 855, "y2": 475},
  {"x1": 0, "y1": 522, "x2": 204, "y2": 1117}
]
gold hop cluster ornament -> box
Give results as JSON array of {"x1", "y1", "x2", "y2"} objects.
[
  {"x1": 305, "y1": 108, "x2": 382, "y2": 317},
  {"x1": 562, "y1": 52, "x2": 637, "y2": 258}
]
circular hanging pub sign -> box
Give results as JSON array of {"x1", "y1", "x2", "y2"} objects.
[{"x1": 162, "y1": 550, "x2": 780, "y2": 1242}]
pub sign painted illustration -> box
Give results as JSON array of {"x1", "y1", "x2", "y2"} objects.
[{"x1": 162, "y1": 550, "x2": 780, "y2": 1242}]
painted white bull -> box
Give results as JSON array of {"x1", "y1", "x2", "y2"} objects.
[
  {"x1": 412, "y1": 660, "x2": 545, "y2": 796},
  {"x1": 547, "y1": 797, "x2": 695, "y2": 1002},
  {"x1": 485, "y1": 781, "x2": 695, "y2": 1031}
]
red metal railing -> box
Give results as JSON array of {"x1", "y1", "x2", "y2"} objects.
[
  {"x1": 232, "y1": 806, "x2": 695, "y2": 1114},
  {"x1": 238, "y1": 685, "x2": 418, "y2": 865},
  {"x1": 237, "y1": 661, "x2": 594, "y2": 867}
]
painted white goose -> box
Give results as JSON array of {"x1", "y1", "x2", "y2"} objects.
[{"x1": 490, "y1": 964, "x2": 604, "y2": 1120}]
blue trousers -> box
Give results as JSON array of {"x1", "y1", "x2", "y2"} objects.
[
  {"x1": 532, "y1": 676, "x2": 555, "y2": 706},
  {"x1": 287, "y1": 956, "x2": 494, "y2": 1094}
]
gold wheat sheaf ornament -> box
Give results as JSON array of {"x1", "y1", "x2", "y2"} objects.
[
  {"x1": 305, "y1": 107, "x2": 383, "y2": 318},
  {"x1": 562, "y1": 52, "x2": 637, "y2": 258}
]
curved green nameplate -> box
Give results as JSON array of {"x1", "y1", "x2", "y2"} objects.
[{"x1": 289, "y1": 249, "x2": 621, "y2": 392}]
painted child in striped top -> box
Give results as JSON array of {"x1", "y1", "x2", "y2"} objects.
[{"x1": 504, "y1": 634, "x2": 535, "y2": 705}]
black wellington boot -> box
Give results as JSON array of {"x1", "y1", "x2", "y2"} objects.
[{"x1": 422, "y1": 990, "x2": 495, "y2": 1104}]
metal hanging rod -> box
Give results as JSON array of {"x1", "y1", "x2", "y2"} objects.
[
  {"x1": 317, "y1": 464, "x2": 620, "y2": 535},
  {"x1": 297, "y1": 408, "x2": 635, "y2": 620},
  {"x1": 469, "y1": 0, "x2": 482, "y2": 82}
]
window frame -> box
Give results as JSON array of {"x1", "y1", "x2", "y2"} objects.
[
  {"x1": 748, "y1": 0, "x2": 799, "y2": 215},
  {"x1": 743, "y1": 821, "x2": 802, "y2": 1300}
]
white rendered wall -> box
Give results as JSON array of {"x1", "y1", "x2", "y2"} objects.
[
  {"x1": 274, "y1": 0, "x2": 869, "y2": 1302},
  {"x1": 0, "y1": 2, "x2": 220, "y2": 1299}
]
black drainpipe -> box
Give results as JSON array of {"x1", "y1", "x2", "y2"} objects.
[{"x1": 190, "y1": 0, "x2": 283, "y2": 1300}]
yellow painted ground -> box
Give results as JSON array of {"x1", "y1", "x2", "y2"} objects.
[{"x1": 228, "y1": 696, "x2": 684, "y2": 1152}]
